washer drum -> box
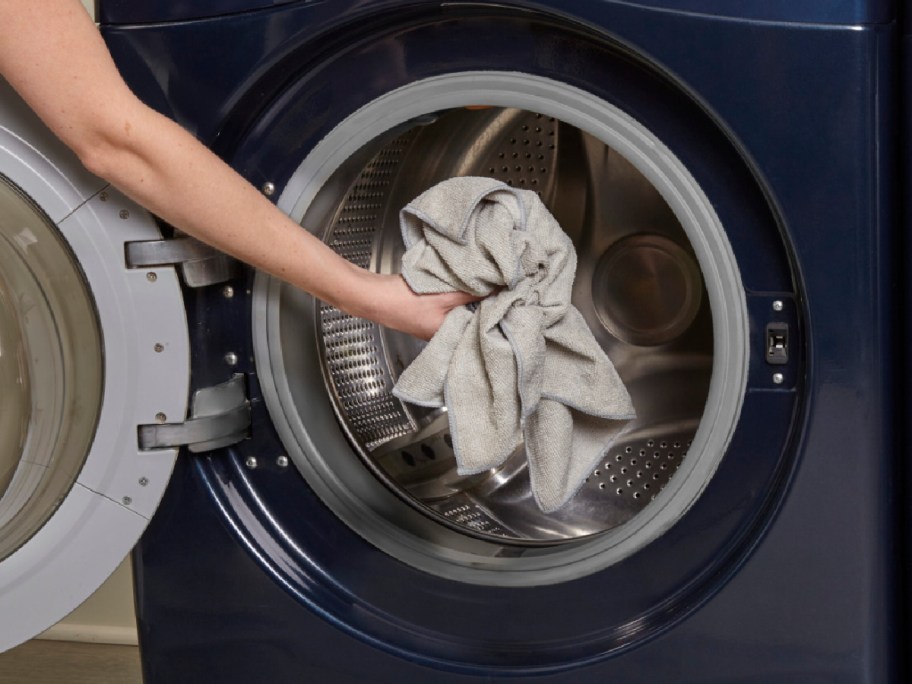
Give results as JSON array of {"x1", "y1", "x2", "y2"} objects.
[{"x1": 309, "y1": 107, "x2": 709, "y2": 543}]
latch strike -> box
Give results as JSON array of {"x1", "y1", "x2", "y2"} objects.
[{"x1": 765, "y1": 322, "x2": 789, "y2": 365}]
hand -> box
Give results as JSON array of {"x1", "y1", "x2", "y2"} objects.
[{"x1": 363, "y1": 273, "x2": 480, "y2": 341}]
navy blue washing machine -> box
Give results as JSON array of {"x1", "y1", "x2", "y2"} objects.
[{"x1": 95, "y1": 0, "x2": 899, "y2": 681}]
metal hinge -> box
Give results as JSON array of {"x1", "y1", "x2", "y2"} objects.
[
  {"x1": 139, "y1": 374, "x2": 250, "y2": 453},
  {"x1": 126, "y1": 235, "x2": 238, "y2": 287}
]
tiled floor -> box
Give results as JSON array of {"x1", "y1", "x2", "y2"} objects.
[{"x1": 0, "y1": 640, "x2": 142, "y2": 684}]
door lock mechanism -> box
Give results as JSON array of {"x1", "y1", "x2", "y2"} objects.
[{"x1": 765, "y1": 322, "x2": 789, "y2": 365}]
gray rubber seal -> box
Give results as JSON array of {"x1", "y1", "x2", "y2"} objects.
[{"x1": 252, "y1": 72, "x2": 748, "y2": 586}]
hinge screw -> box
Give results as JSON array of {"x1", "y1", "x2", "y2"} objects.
[
  {"x1": 138, "y1": 477, "x2": 149, "y2": 487},
  {"x1": 261, "y1": 182, "x2": 275, "y2": 197},
  {"x1": 276, "y1": 455, "x2": 289, "y2": 468},
  {"x1": 155, "y1": 412, "x2": 167, "y2": 423},
  {"x1": 772, "y1": 373, "x2": 784, "y2": 385},
  {"x1": 154, "y1": 343, "x2": 164, "y2": 353},
  {"x1": 223, "y1": 285, "x2": 235, "y2": 298},
  {"x1": 245, "y1": 456, "x2": 258, "y2": 469},
  {"x1": 146, "y1": 272, "x2": 158, "y2": 282},
  {"x1": 122, "y1": 496, "x2": 132, "y2": 506},
  {"x1": 119, "y1": 209, "x2": 130, "y2": 220},
  {"x1": 772, "y1": 300, "x2": 784, "y2": 312},
  {"x1": 224, "y1": 352, "x2": 238, "y2": 366}
]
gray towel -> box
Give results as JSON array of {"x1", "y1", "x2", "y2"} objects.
[{"x1": 392, "y1": 177, "x2": 635, "y2": 513}]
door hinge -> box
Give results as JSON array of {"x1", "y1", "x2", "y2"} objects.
[
  {"x1": 126, "y1": 235, "x2": 237, "y2": 287},
  {"x1": 139, "y1": 374, "x2": 250, "y2": 453}
]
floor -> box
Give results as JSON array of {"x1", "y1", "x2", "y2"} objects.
[{"x1": 0, "y1": 640, "x2": 142, "y2": 684}]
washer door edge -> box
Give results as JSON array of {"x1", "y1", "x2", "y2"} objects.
[{"x1": 0, "y1": 82, "x2": 190, "y2": 653}]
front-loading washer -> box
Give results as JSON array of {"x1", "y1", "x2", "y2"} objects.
[{"x1": 1, "y1": 1, "x2": 900, "y2": 681}]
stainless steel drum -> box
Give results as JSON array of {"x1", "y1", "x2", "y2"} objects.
[{"x1": 310, "y1": 108, "x2": 710, "y2": 544}]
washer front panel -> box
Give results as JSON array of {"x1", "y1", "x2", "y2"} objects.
[
  {"x1": 121, "y1": 3, "x2": 897, "y2": 680},
  {"x1": 0, "y1": 82, "x2": 190, "y2": 652}
]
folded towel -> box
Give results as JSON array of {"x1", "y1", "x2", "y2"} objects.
[{"x1": 393, "y1": 177, "x2": 636, "y2": 513}]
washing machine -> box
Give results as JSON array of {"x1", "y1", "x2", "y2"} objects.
[{"x1": 0, "y1": 0, "x2": 900, "y2": 681}]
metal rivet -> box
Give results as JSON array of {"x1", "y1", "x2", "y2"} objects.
[
  {"x1": 138, "y1": 477, "x2": 149, "y2": 487},
  {"x1": 122, "y1": 496, "x2": 132, "y2": 506},
  {"x1": 224, "y1": 352, "x2": 238, "y2": 366},
  {"x1": 772, "y1": 300, "x2": 784, "y2": 312},
  {"x1": 772, "y1": 373, "x2": 784, "y2": 385},
  {"x1": 261, "y1": 182, "x2": 275, "y2": 197},
  {"x1": 154, "y1": 343, "x2": 164, "y2": 353},
  {"x1": 146, "y1": 272, "x2": 158, "y2": 282},
  {"x1": 245, "y1": 456, "x2": 258, "y2": 469},
  {"x1": 223, "y1": 285, "x2": 235, "y2": 298},
  {"x1": 155, "y1": 412, "x2": 167, "y2": 423},
  {"x1": 276, "y1": 455, "x2": 289, "y2": 468},
  {"x1": 119, "y1": 209, "x2": 130, "y2": 219},
  {"x1": 99, "y1": 191, "x2": 108, "y2": 202}
]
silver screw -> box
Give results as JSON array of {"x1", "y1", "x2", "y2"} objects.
[
  {"x1": 119, "y1": 209, "x2": 130, "y2": 220},
  {"x1": 122, "y1": 496, "x2": 132, "y2": 506},
  {"x1": 224, "y1": 352, "x2": 238, "y2": 366},
  {"x1": 772, "y1": 373, "x2": 784, "y2": 385},
  {"x1": 154, "y1": 343, "x2": 164, "y2": 353},
  {"x1": 138, "y1": 477, "x2": 149, "y2": 487},
  {"x1": 223, "y1": 285, "x2": 235, "y2": 298},
  {"x1": 155, "y1": 412, "x2": 167, "y2": 423},
  {"x1": 261, "y1": 182, "x2": 275, "y2": 197},
  {"x1": 276, "y1": 455, "x2": 289, "y2": 468},
  {"x1": 772, "y1": 300, "x2": 784, "y2": 312},
  {"x1": 99, "y1": 191, "x2": 108, "y2": 202},
  {"x1": 146, "y1": 272, "x2": 158, "y2": 282},
  {"x1": 245, "y1": 456, "x2": 258, "y2": 469}
]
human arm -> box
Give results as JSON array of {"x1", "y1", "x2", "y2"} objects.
[{"x1": 0, "y1": 0, "x2": 473, "y2": 340}]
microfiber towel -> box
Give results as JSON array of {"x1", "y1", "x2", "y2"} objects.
[{"x1": 392, "y1": 177, "x2": 636, "y2": 513}]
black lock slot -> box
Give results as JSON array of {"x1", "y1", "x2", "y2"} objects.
[{"x1": 766, "y1": 322, "x2": 789, "y2": 365}]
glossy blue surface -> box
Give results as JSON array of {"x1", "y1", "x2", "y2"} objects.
[
  {"x1": 105, "y1": 0, "x2": 901, "y2": 681},
  {"x1": 97, "y1": 0, "x2": 298, "y2": 23},
  {"x1": 97, "y1": 0, "x2": 895, "y2": 25}
]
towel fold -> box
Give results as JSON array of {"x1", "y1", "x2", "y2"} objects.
[{"x1": 393, "y1": 177, "x2": 635, "y2": 513}]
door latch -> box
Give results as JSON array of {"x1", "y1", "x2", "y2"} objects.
[
  {"x1": 126, "y1": 235, "x2": 238, "y2": 287},
  {"x1": 139, "y1": 374, "x2": 250, "y2": 452}
]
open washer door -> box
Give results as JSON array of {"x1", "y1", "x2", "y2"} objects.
[{"x1": 0, "y1": 80, "x2": 191, "y2": 652}]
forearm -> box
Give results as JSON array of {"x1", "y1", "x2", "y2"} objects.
[
  {"x1": 84, "y1": 104, "x2": 376, "y2": 316},
  {"x1": 0, "y1": 0, "x2": 380, "y2": 320}
]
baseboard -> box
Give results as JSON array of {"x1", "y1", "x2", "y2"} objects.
[{"x1": 36, "y1": 623, "x2": 139, "y2": 646}]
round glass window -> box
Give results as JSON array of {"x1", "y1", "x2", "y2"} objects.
[{"x1": 0, "y1": 175, "x2": 103, "y2": 562}]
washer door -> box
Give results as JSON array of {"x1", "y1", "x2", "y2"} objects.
[{"x1": 0, "y1": 82, "x2": 189, "y2": 652}]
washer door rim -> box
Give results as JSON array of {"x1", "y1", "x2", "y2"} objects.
[{"x1": 0, "y1": 86, "x2": 190, "y2": 653}]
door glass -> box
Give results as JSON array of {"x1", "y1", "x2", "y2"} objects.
[{"x1": 0, "y1": 175, "x2": 103, "y2": 561}]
